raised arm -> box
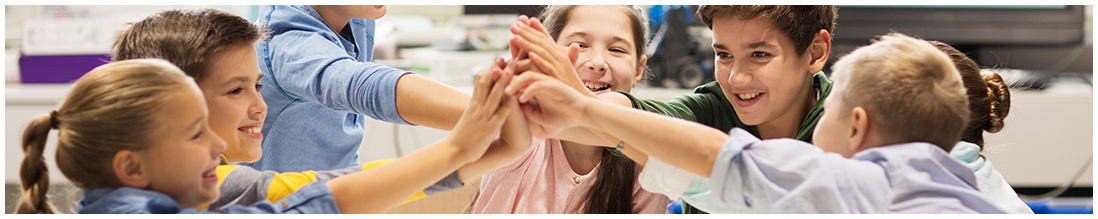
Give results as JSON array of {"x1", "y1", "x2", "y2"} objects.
[
  {"x1": 263, "y1": 30, "x2": 471, "y2": 130},
  {"x1": 394, "y1": 75, "x2": 469, "y2": 130},
  {"x1": 508, "y1": 72, "x2": 727, "y2": 177},
  {"x1": 454, "y1": 62, "x2": 532, "y2": 183},
  {"x1": 326, "y1": 65, "x2": 515, "y2": 213}
]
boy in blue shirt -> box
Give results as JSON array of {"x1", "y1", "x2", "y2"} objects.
[
  {"x1": 505, "y1": 33, "x2": 1005, "y2": 213},
  {"x1": 253, "y1": 6, "x2": 488, "y2": 172}
]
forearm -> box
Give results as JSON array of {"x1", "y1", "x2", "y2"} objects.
[
  {"x1": 546, "y1": 92, "x2": 635, "y2": 146},
  {"x1": 456, "y1": 139, "x2": 527, "y2": 183},
  {"x1": 326, "y1": 139, "x2": 471, "y2": 213},
  {"x1": 582, "y1": 100, "x2": 727, "y2": 178},
  {"x1": 456, "y1": 105, "x2": 530, "y2": 183},
  {"x1": 395, "y1": 74, "x2": 470, "y2": 131}
]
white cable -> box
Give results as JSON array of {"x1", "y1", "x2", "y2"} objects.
[{"x1": 1018, "y1": 156, "x2": 1093, "y2": 201}]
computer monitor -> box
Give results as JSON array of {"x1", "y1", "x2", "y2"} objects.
[{"x1": 833, "y1": 5, "x2": 1086, "y2": 46}]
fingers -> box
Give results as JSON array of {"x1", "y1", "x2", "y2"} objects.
[
  {"x1": 506, "y1": 70, "x2": 554, "y2": 98},
  {"x1": 517, "y1": 78, "x2": 559, "y2": 103},
  {"x1": 508, "y1": 58, "x2": 538, "y2": 76},
  {"x1": 526, "y1": 49, "x2": 559, "y2": 79},
  {"x1": 568, "y1": 44, "x2": 580, "y2": 65},
  {"x1": 527, "y1": 17, "x2": 553, "y2": 40},
  {"x1": 484, "y1": 70, "x2": 513, "y2": 116},
  {"x1": 509, "y1": 39, "x2": 522, "y2": 61},
  {"x1": 529, "y1": 51, "x2": 589, "y2": 96},
  {"x1": 512, "y1": 22, "x2": 561, "y2": 61},
  {"x1": 494, "y1": 57, "x2": 507, "y2": 69},
  {"x1": 471, "y1": 67, "x2": 495, "y2": 107},
  {"x1": 488, "y1": 96, "x2": 515, "y2": 128},
  {"x1": 518, "y1": 18, "x2": 555, "y2": 47}
]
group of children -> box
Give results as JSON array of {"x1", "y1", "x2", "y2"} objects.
[{"x1": 17, "y1": 5, "x2": 1027, "y2": 214}]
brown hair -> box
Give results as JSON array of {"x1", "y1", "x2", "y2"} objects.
[
  {"x1": 928, "y1": 41, "x2": 1011, "y2": 149},
  {"x1": 538, "y1": 5, "x2": 648, "y2": 214},
  {"x1": 111, "y1": 8, "x2": 266, "y2": 82},
  {"x1": 830, "y1": 33, "x2": 969, "y2": 151},
  {"x1": 697, "y1": 5, "x2": 837, "y2": 56},
  {"x1": 17, "y1": 59, "x2": 193, "y2": 214},
  {"x1": 540, "y1": 5, "x2": 649, "y2": 68}
]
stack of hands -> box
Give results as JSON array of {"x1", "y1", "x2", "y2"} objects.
[{"x1": 473, "y1": 15, "x2": 607, "y2": 141}]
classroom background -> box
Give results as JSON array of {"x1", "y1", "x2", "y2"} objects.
[{"x1": 4, "y1": 5, "x2": 1093, "y2": 214}]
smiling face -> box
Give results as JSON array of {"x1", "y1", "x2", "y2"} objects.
[
  {"x1": 711, "y1": 17, "x2": 816, "y2": 127},
  {"x1": 557, "y1": 5, "x2": 645, "y2": 94},
  {"x1": 197, "y1": 43, "x2": 267, "y2": 163},
  {"x1": 138, "y1": 84, "x2": 226, "y2": 209}
]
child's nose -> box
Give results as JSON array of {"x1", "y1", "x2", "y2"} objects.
[
  {"x1": 586, "y1": 53, "x2": 607, "y2": 73},
  {"x1": 208, "y1": 127, "x2": 227, "y2": 157},
  {"x1": 728, "y1": 65, "x2": 752, "y2": 86},
  {"x1": 249, "y1": 92, "x2": 267, "y2": 120}
]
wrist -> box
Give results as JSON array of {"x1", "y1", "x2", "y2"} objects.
[
  {"x1": 576, "y1": 97, "x2": 602, "y2": 128},
  {"x1": 442, "y1": 136, "x2": 479, "y2": 165}
]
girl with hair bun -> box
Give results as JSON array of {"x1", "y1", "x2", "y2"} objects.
[{"x1": 930, "y1": 41, "x2": 1029, "y2": 214}]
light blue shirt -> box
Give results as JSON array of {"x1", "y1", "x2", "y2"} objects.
[
  {"x1": 76, "y1": 181, "x2": 339, "y2": 214},
  {"x1": 644, "y1": 140, "x2": 1032, "y2": 214},
  {"x1": 950, "y1": 141, "x2": 1034, "y2": 214},
  {"x1": 708, "y1": 128, "x2": 1005, "y2": 213},
  {"x1": 252, "y1": 5, "x2": 411, "y2": 172}
]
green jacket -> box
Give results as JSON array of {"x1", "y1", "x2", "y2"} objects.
[{"x1": 617, "y1": 72, "x2": 832, "y2": 213}]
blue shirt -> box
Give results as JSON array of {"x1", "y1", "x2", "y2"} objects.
[
  {"x1": 77, "y1": 181, "x2": 339, "y2": 214},
  {"x1": 708, "y1": 128, "x2": 1005, "y2": 213},
  {"x1": 950, "y1": 141, "x2": 1034, "y2": 214},
  {"x1": 252, "y1": 5, "x2": 411, "y2": 172}
]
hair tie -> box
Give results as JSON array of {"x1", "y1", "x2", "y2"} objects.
[{"x1": 48, "y1": 110, "x2": 60, "y2": 130}]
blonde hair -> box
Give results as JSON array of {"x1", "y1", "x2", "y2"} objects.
[
  {"x1": 17, "y1": 59, "x2": 193, "y2": 214},
  {"x1": 829, "y1": 33, "x2": 969, "y2": 151}
]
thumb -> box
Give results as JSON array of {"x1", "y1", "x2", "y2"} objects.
[
  {"x1": 568, "y1": 44, "x2": 580, "y2": 64},
  {"x1": 510, "y1": 39, "x2": 521, "y2": 60}
]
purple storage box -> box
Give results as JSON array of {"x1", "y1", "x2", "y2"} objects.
[{"x1": 19, "y1": 54, "x2": 112, "y2": 83}]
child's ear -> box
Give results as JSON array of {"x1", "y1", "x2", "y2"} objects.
[
  {"x1": 807, "y1": 29, "x2": 831, "y2": 74},
  {"x1": 847, "y1": 106, "x2": 871, "y2": 153},
  {"x1": 633, "y1": 55, "x2": 648, "y2": 87},
  {"x1": 112, "y1": 150, "x2": 149, "y2": 188}
]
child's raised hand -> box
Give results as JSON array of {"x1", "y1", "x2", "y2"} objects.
[
  {"x1": 507, "y1": 70, "x2": 596, "y2": 138},
  {"x1": 508, "y1": 17, "x2": 593, "y2": 98},
  {"x1": 446, "y1": 63, "x2": 515, "y2": 163}
]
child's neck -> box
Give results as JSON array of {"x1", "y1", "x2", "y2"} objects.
[
  {"x1": 312, "y1": 6, "x2": 352, "y2": 38},
  {"x1": 756, "y1": 85, "x2": 818, "y2": 140},
  {"x1": 559, "y1": 140, "x2": 601, "y2": 175}
]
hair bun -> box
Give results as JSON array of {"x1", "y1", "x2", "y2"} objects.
[{"x1": 981, "y1": 70, "x2": 1010, "y2": 133}]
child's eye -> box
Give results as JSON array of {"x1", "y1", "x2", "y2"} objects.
[
  {"x1": 610, "y1": 48, "x2": 627, "y2": 54},
  {"x1": 573, "y1": 42, "x2": 588, "y2": 49},
  {"x1": 228, "y1": 87, "x2": 243, "y2": 95},
  {"x1": 255, "y1": 84, "x2": 264, "y2": 91},
  {"x1": 750, "y1": 51, "x2": 771, "y2": 58},
  {"x1": 716, "y1": 52, "x2": 732, "y2": 59},
  {"x1": 192, "y1": 129, "x2": 203, "y2": 140}
]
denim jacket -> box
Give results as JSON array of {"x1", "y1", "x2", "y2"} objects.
[
  {"x1": 77, "y1": 181, "x2": 339, "y2": 214},
  {"x1": 251, "y1": 5, "x2": 411, "y2": 172}
]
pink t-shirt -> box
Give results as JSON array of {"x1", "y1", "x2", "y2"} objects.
[{"x1": 474, "y1": 138, "x2": 669, "y2": 214}]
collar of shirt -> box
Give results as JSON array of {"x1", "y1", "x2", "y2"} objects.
[
  {"x1": 78, "y1": 187, "x2": 183, "y2": 214},
  {"x1": 853, "y1": 142, "x2": 980, "y2": 190}
]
